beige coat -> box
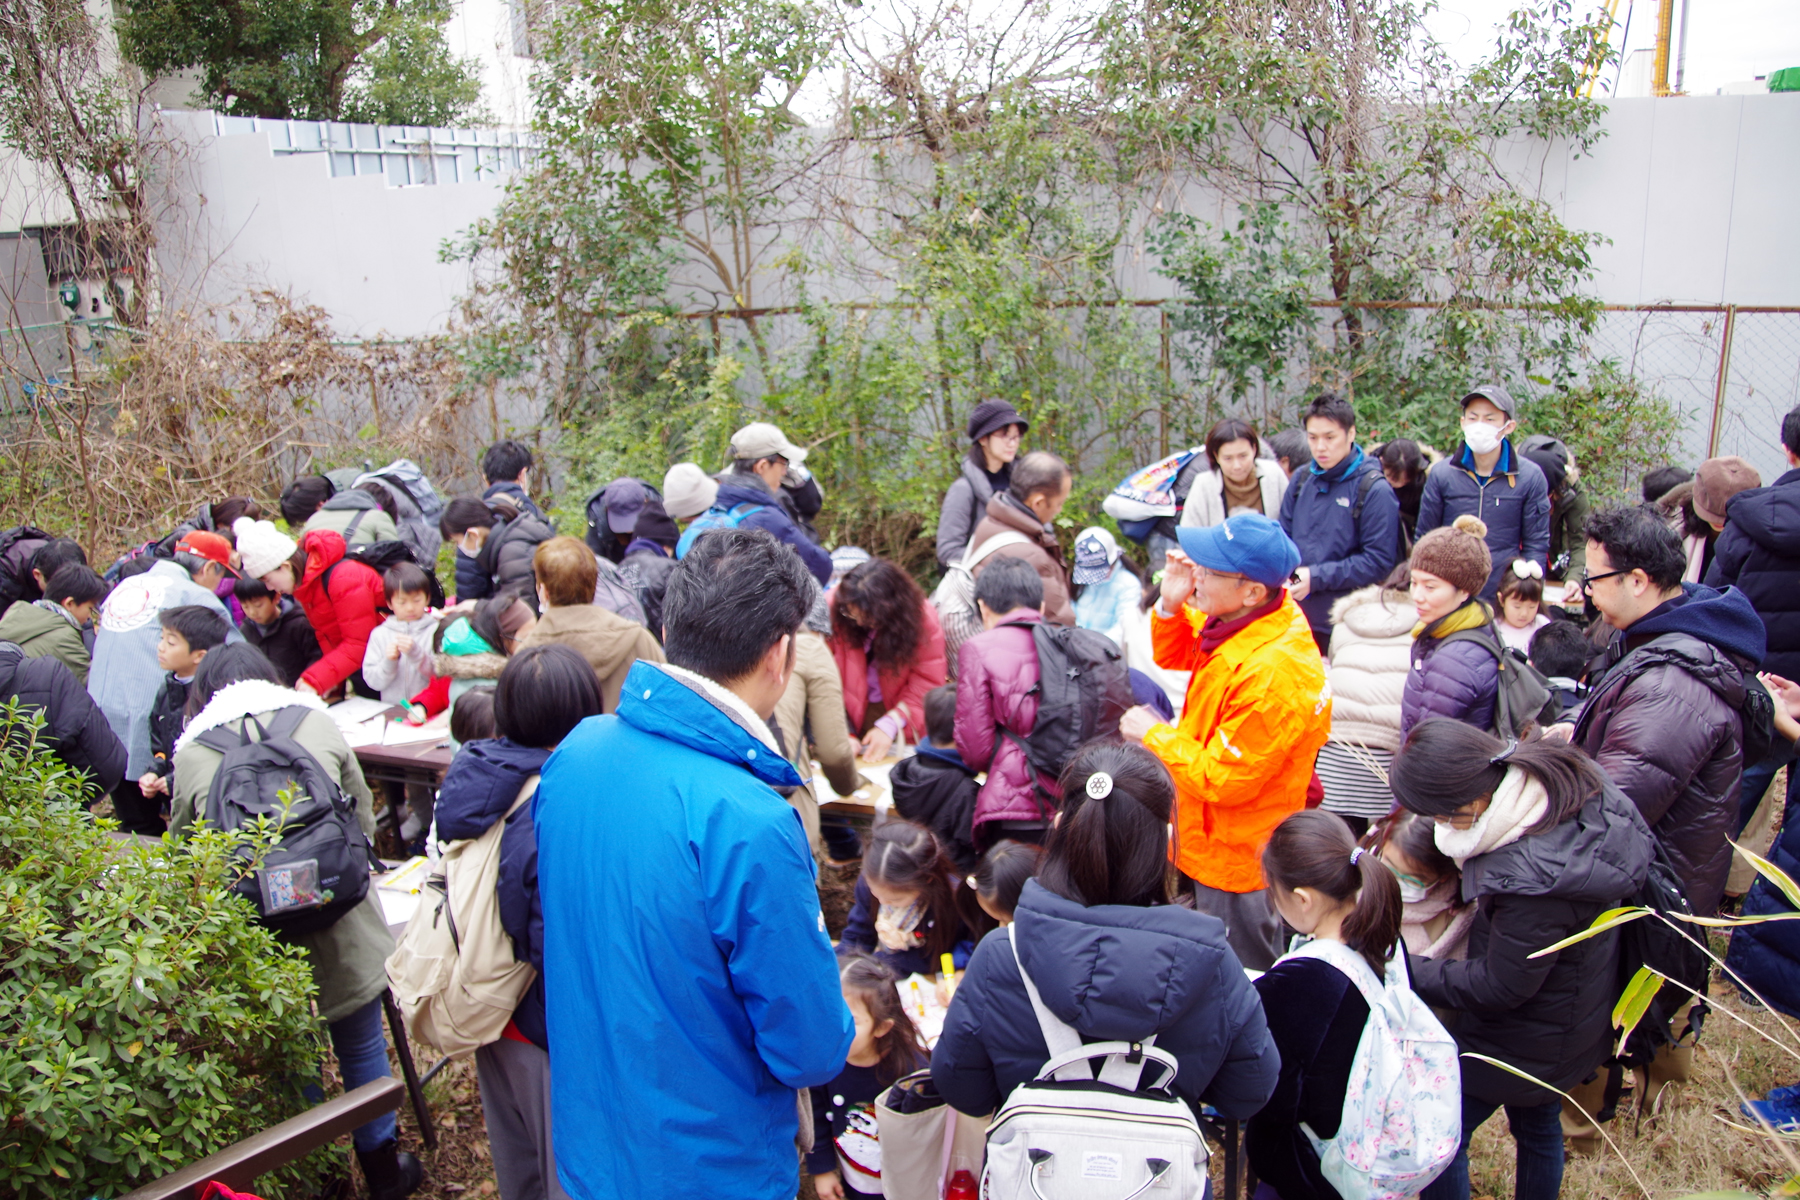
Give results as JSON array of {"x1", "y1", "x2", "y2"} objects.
[
  {"x1": 1324, "y1": 585, "x2": 1415, "y2": 752},
  {"x1": 968, "y1": 494, "x2": 1076, "y2": 627},
  {"x1": 517, "y1": 604, "x2": 665, "y2": 712},
  {"x1": 1178, "y1": 462, "x2": 1291, "y2": 528},
  {"x1": 773, "y1": 631, "x2": 861, "y2": 856}
]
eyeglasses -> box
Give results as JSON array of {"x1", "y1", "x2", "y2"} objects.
[
  {"x1": 1579, "y1": 567, "x2": 1629, "y2": 591},
  {"x1": 1199, "y1": 567, "x2": 1248, "y2": 585}
]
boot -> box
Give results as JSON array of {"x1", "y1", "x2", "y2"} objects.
[{"x1": 355, "y1": 1138, "x2": 424, "y2": 1200}]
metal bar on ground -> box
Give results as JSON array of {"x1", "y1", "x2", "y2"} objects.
[{"x1": 382, "y1": 988, "x2": 438, "y2": 1149}]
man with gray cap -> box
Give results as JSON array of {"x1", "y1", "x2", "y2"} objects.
[
  {"x1": 701, "y1": 422, "x2": 834, "y2": 585},
  {"x1": 1415, "y1": 383, "x2": 1551, "y2": 601}
]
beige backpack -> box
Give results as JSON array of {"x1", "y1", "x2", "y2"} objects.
[{"x1": 385, "y1": 776, "x2": 539, "y2": 1059}]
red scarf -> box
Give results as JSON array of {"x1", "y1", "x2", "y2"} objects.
[{"x1": 1198, "y1": 589, "x2": 1286, "y2": 652}]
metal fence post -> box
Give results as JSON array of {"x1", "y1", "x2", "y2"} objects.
[{"x1": 1708, "y1": 305, "x2": 1739, "y2": 457}]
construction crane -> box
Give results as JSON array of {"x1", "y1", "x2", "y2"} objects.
[
  {"x1": 1580, "y1": 0, "x2": 1629, "y2": 98},
  {"x1": 1578, "y1": 0, "x2": 1683, "y2": 97}
]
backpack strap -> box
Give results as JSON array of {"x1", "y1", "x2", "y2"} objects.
[
  {"x1": 343, "y1": 506, "x2": 367, "y2": 541},
  {"x1": 961, "y1": 531, "x2": 1033, "y2": 571},
  {"x1": 1287, "y1": 937, "x2": 1390, "y2": 1010},
  {"x1": 1350, "y1": 468, "x2": 1377, "y2": 524},
  {"x1": 1008, "y1": 925, "x2": 1158, "y2": 1089},
  {"x1": 264, "y1": 705, "x2": 318, "y2": 741}
]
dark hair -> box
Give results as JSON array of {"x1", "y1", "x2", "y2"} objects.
[
  {"x1": 46, "y1": 563, "x2": 105, "y2": 607},
  {"x1": 837, "y1": 953, "x2": 929, "y2": 1085},
  {"x1": 382, "y1": 561, "x2": 433, "y2": 599},
  {"x1": 924, "y1": 684, "x2": 957, "y2": 746},
  {"x1": 833, "y1": 559, "x2": 927, "y2": 672},
  {"x1": 158, "y1": 604, "x2": 232, "y2": 654},
  {"x1": 469, "y1": 591, "x2": 532, "y2": 658},
  {"x1": 30, "y1": 537, "x2": 88, "y2": 582},
  {"x1": 356, "y1": 481, "x2": 398, "y2": 518},
  {"x1": 233, "y1": 575, "x2": 276, "y2": 603},
  {"x1": 1641, "y1": 465, "x2": 1693, "y2": 503},
  {"x1": 1385, "y1": 811, "x2": 1458, "y2": 884},
  {"x1": 187, "y1": 642, "x2": 284, "y2": 715},
  {"x1": 1584, "y1": 504, "x2": 1685, "y2": 591},
  {"x1": 973, "y1": 839, "x2": 1043, "y2": 921},
  {"x1": 495, "y1": 644, "x2": 605, "y2": 748},
  {"x1": 1265, "y1": 428, "x2": 1309, "y2": 469},
  {"x1": 1008, "y1": 451, "x2": 1071, "y2": 504},
  {"x1": 209, "y1": 497, "x2": 263, "y2": 530},
  {"x1": 482, "y1": 440, "x2": 534, "y2": 484},
  {"x1": 279, "y1": 475, "x2": 334, "y2": 527},
  {"x1": 662, "y1": 528, "x2": 817, "y2": 683},
  {"x1": 1496, "y1": 569, "x2": 1543, "y2": 605},
  {"x1": 1205, "y1": 418, "x2": 1259, "y2": 470},
  {"x1": 1263, "y1": 809, "x2": 1402, "y2": 974},
  {"x1": 862, "y1": 820, "x2": 989, "y2": 959},
  {"x1": 115, "y1": 556, "x2": 156, "y2": 581},
  {"x1": 1378, "y1": 438, "x2": 1425, "y2": 484},
  {"x1": 441, "y1": 497, "x2": 499, "y2": 539},
  {"x1": 450, "y1": 687, "x2": 497, "y2": 744},
  {"x1": 974, "y1": 555, "x2": 1043, "y2": 614},
  {"x1": 1302, "y1": 392, "x2": 1357, "y2": 433},
  {"x1": 1784, "y1": 407, "x2": 1800, "y2": 457},
  {"x1": 1389, "y1": 719, "x2": 1603, "y2": 833},
  {"x1": 1528, "y1": 620, "x2": 1590, "y2": 680},
  {"x1": 1040, "y1": 742, "x2": 1174, "y2": 908}
]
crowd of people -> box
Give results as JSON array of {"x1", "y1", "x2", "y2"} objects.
[{"x1": 9, "y1": 388, "x2": 1800, "y2": 1200}]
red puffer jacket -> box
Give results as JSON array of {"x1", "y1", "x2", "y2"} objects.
[
  {"x1": 830, "y1": 596, "x2": 948, "y2": 742},
  {"x1": 294, "y1": 529, "x2": 387, "y2": 694},
  {"x1": 953, "y1": 612, "x2": 1058, "y2": 841}
]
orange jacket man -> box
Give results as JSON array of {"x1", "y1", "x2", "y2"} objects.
[{"x1": 1121, "y1": 512, "x2": 1331, "y2": 970}]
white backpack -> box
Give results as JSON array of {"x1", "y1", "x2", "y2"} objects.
[
  {"x1": 385, "y1": 777, "x2": 540, "y2": 1059},
  {"x1": 931, "y1": 531, "x2": 1034, "y2": 674},
  {"x1": 981, "y1": 927, "x2": 1208, "y2": 1200},
  {"x1": 1285, "y1": 938, "x2": 1462, "y2": 1199}
]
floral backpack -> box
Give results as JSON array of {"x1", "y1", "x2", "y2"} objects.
[{"x1": 1286, "y1": 937, "x2": 1462, "y2": 1199}]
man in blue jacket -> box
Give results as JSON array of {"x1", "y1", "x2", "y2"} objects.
[
  {"x1": 533, "y1": 527, "x2": 854, "y2": 1200},
  {"x1": 1278, "y1": 392, "x2": 1401, "y2": 652},
  {"x1": 1415, "y1": 384, "x2": 1551, "y2": 601},
  {"x1": 702, "y1": 422, "x2": 835, "y2": 585}
]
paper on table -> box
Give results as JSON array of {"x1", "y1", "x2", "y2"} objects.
[
  {"x1": 382, "y1": 713, "x2": 450, "y2": 746},
  {"x1": 896, "y1": 973, "x2": 953, "y2": 1047},
  {"x1": 376, "y1": 855, "x2": 431, "y2": 893},
  {"x1": 329, "y1": 696, "x2": 393, "y2": 727}
]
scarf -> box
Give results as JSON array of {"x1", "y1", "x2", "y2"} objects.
[
  {"x1": 1400, "y1": 877, "x2": 1477, "y2": 960},
  {"x1": 1221, "y1": 470, "x2": 1264, "y2": 516},
  {"x1": 1199, "y1": 589, "x2": 1286, "y2": 652},
  {"x1": 1433, "y1": 766, "x2": 1548, "y2": 865},
  {"x1": 1412, "y1": 598, "x2": 1493, "y2": 641}
]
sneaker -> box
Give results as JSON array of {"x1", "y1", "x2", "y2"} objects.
[
  {"x1": 1741, "y1": 1093, "x2": 1800, "y2": 1133},
  {"x1": 1765, "y1": 1081, "x2": 1800, "y2": 1107}
]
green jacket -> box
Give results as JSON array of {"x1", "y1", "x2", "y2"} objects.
[
  {"x1": 303, "y1": 498, "x2": 400, "y2": 548},
  {"x1": 0, "y1": 600, "x2": 91, "y2": 685},
  {"x1": 171, "y1": 691, "x2": 391, "y2": 1023}
]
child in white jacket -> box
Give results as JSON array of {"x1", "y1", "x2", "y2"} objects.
[{"x1": 362, "y1": 562, "x2": 439, "y2": 707}]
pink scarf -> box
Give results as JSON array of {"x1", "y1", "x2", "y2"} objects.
[{"x1": 1401, "y1": 878, "x2": 1476, "y2": 961}]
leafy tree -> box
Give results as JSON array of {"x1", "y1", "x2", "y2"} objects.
[{"x1": 116, "y1": 0, "x2": 483, "y2": 125}]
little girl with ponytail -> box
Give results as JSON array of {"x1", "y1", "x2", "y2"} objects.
[{"x1": 1246, "y1": 808, "x2": 1406, "y2": 1200}]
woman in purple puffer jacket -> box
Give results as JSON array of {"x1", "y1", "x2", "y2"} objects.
[
  {"x1": 1402, "y1": 515, "x2": 1501, "y2": 736},
  {"x1": 953, "y1": 556, "x2": 1060, "y2": 848}
]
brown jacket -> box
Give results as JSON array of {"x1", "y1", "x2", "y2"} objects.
[
  {"x1": 518, "y1": 604, "x2": 666, "y2": 712},
  {"x1": 968, "y1": 493, "x2": 1076, "y2": 626},
  {"x1": 772, "y1": 630, "x2": 861, "y2": 856}
]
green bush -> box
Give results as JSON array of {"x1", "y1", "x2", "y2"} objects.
[{"x1": 0, "y1": 709, "x2": 327, "y2": 1197}]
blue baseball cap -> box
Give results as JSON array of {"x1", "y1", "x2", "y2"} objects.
[{"x1": 1174, "y1": 513, "x2": 1301, "y2": 589}]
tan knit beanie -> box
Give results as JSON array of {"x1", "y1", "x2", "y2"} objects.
[{"x1": 1410, "y1": 514, "x2": 1493, "y2": 596}]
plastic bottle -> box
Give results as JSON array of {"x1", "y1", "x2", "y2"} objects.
[{"x1": 946, "y1": 1168, "x2": 979, "y2": 1200}]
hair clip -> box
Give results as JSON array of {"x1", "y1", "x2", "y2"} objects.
[
  {"x1": 1085, "y1": 772, "x2": 1114, "y2": 801},
  {"x1": 1489, "y1": 739, "x2": 1520, "y2": 766},
  {"x1": 1511, "y1": 559, "x2": 1544, "y2": 580}
]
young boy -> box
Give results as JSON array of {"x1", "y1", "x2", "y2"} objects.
[
  {"x1": 362, "y1": 562, "x2": 439, "y2": 707},
  {"x1": 0, "y1": 562, "x2": 107, "y2": 684},
  {"x1": 138, "y1": 605, "x2": 231, "y2": 802},
  {"x1": 886, "y1": 684, "x2": 981, "y2": 873},
  {"x1": 1529, "y1": 618, "x2": 1591, "y2": 720},
  {"x1": 234, "y1": 575, "x2": 322, "y2": 688}
]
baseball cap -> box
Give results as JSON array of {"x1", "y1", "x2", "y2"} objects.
[
  {"x1": 601, "y1": 477, "x2": 647, "y2": 535},
  {"x1": 1174, "y1": 513, "x2": 1300, "y2": 590},
  {"x1": 176, "y1": 530, "x2": 240, "y2": 578},
  {"x1": 1461, "y1": 384, "x2": 1516, "y2": 420},
  {"x1": 1071, "y1": 527, "x2": 1121, "y2": 585},
  {"x1": 729, "y1": 422, "x2": 807, "y2": 466}
]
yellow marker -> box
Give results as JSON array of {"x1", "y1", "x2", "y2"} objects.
[{"x1": 940, "y1": 952, "x2": 956, "y2": 978}]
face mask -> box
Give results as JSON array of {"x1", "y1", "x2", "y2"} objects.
[
  {"x1": 1461, "y1": 421, "x2": 1503, "y2": 455},
  {"x1": 1397, "y1": 878, "x2": 1431, "y2": 904},
  {"x1": 874, "y1": 900, "x2": 924, "y2": 952}
]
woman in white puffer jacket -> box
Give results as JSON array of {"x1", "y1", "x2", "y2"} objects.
[{"x1": 1317, "y1": 580, "x2": 1415, "y2": 836}]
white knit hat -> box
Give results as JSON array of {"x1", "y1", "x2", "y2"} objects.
[
  {"x1": 234, "y1": 517, "x2": 298, "y2": 581},
  {"x1": 663, "y1": 462, "x2": 720, "y2": 521}
]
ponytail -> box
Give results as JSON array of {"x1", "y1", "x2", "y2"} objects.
[{"x1": 1263, "y1": 809, "x2": 1402, "y2": 976}]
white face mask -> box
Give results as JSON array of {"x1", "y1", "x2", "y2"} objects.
[
  {"x1": 1397, "y1": 878, "x2": 1431, "y2": 904},
  {"x1": 1461, "y1": 421, "x2": 1503, "y2": 456}
]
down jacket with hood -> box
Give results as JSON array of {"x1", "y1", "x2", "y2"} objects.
[
  {"x1": 1415, "y1": 440, "x2": 1552, "y2": 601},
  {"x1": 708, "y1": 478, "x2": 834, "y2": 587},
  {"x1": 1400, "y1": 603, "x2": 1500, "y2": 738},
  {"x1": 0, "y1": 641, "x2": 124, "y2": 795},
  {"x1": 1572, "y1": 582, "x2": 1764, "y2": 917},
  {"x1": 932, "y1": 879, "x2": 1279, "y2": 1120},
  {"x1": 1706, "y1": 467, "x2": 1800, "y2": 679},
  {"x1": 434, "y1": 737, "x2": 553, "y2": 1049},
  {"x1": 937, "y1": 449, "x2": 1011, "y2": 569},
  {"x1": 954, "y1": 611, "x2": 1057, "y2": 839},
  {"x1": 968, "y1": 493, "x2": 1077, "y2": 627},
  {"x1": 829, "y1": 594, "x2": 948, "y2": 743},
  {"x1": 1325, "y1": 585, "x2": 1414, "y2": 751},
  {"x1": 468, "y1": 503, "x2": 556, "y2": 607},
  {"x1": 293, "y1": 529, "x2": 386, "y2": 695},
  {"x1": 1412, "y1": 780, "x2": 1652, "y2": 1107}
]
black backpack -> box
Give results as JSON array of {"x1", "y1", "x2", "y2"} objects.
[
  {"x1": 326, "y1": 540, "x2": 447, "y2": 610},
  {"x1": 1439, "y1": 624, "x2": 1560, "y2": 737},
  {"x1": 196, "y1": 706, "x2": 376, "y2": 935},
  {"x1": 1000, "y1": 623, "x2": 1134, "y2": 815}
]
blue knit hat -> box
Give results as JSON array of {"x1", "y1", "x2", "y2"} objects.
[{"x1": 1175, "y1": 513, "x2": 1300, "y2": 589}]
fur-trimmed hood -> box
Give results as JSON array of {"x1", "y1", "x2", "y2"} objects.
[
  {"x1": 434, "y1": 650, "x2": 508, "y2": 681},
  {"x1": 1329, "y1": 584, "x2": 1417, "y2": 641},
  {"x1": 174, "y1": 679, "x2": 328, "y2": 754}
]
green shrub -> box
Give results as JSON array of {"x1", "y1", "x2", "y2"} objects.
[{"x1": 0, "y1": 708, "x2": 327, "y2": 1197}]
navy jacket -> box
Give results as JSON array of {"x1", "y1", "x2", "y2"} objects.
[
  {"x1": 931, "y1": 880, "x2": 1279, "y2": 1120},
  {"x1": 0, "y1": 642, "x2": 125, "y2": 796},
  {"x1": 1706, "y1": 467, "x2": 1800, "y2": 679},
  {"x1": 888, "y1": 741, "x2": 981, "y2": 874},
  {"x1": 841, "y1": 875, "x2": 976, "y2": 978},
  {"x1": 145, "y1": 672, "x2": 191, "y2": 779},
  {"x1": 1415, "y1": 440, "x2": 1552, "y2": 600},
  {"x1": 1279, "y1": 446, "x2": 1402, "y2": 634},
  {"x1": 434, "y1": 737, "x2": 553, "y2": 1048},
  {"x1": 712, "y1": 480, "x2": 834, "y2": 586}
]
